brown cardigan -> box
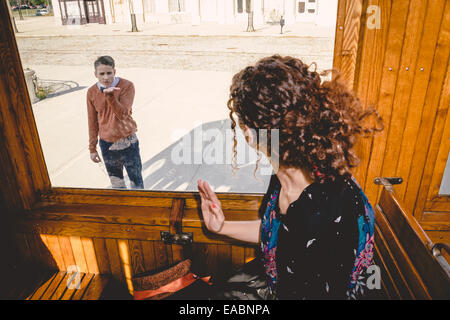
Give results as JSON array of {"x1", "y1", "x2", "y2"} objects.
[{"x1": 86, "y1": 77, "x2": 138, "y2": 153}]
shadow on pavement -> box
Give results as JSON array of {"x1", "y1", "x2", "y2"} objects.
[
  {"x1": 35, "y1": 78, "x2": 86, "y2": 99},
  {"x1": 138, "y1": 118, "x2": 271, "y2": 194}
]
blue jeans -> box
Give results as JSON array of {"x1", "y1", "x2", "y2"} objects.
[{"x1": 99, "y1": 137, "x2": 144, "y2": 189}]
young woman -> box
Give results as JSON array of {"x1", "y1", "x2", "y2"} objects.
[{"x1": 197, "y1": 55, "x2": 383, "y2": 300}]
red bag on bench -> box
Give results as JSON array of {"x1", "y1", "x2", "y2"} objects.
[{"x1": 132, "y1": 259, "x2": 213, "y2": 300}]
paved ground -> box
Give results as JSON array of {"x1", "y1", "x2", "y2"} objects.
[
  {"x1": 15, "y1": 16, "x2": 335, "y2": 73},
  {"x1": 14, "y1": 15, "x2": 335, "y2": 37},
  {"x1": 17, "y1": 35, "x2": 334, "y2": 73},
  {"x1": 15, "y1": 16, "x2": 336, "y2": 193}
]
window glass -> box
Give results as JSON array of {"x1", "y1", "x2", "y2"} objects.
[
  {"x1": 298, "y1": 2, "x2": 305, "y2": 13},
  {"x1": 439, "y1": 152, "x2": 450, "y2": 195},
  {"x1": 10, "y1": 0, "x2": 338, "y2": 193}
]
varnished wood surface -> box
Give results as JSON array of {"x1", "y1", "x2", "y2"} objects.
[
  {"x1": 13, "y1": 231, "x2": 258, "y2": 295},
  {"x1": 22, "y1": 270, "x2": 109, "y2": 300},
  {"x1": 1, "y1": 0, "x2": 449, "y2": 300},
  {"x1": 351, "y1": 0, "x2": 450, "y2": 230},
  {"x1": 0, "y1": 0, "x2": 50, "y2": 211},
  {"x1": 22, "y1": 203, "x2": 260, "y2": 226},
  {"x1": 333, "y1": 0, "x2": 363, "y2": 90},
  {"x1": 0, "y1": 0, "x2": 446, "y2": 221}
]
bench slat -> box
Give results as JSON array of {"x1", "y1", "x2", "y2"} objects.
[
  {"x1": 82, "y1": 274, "x2": 110, "y2": 300},
  {"x1": 71, "y1": 273, "x2": 95, "y2": 300},
  {"x1": 374, "y1": 228, "x2": 401, "y2": 300},
  {"x1": 61, "y1": 273, "x2": 88, "y2": 300},
  {"x1": 40, "y1": 271, "x2": 66, "y2": 300},
  {"x1": 27, "y1": 271, "x2": 59, "y2": 300},
  {"x1": 50, "y1": 273, "x2": 71, "y2": 300},
  {"x1": 20, "y1": 270, "x2": 110, "y2": 300},
  {"x1": 374, "y1": 222, "x2": 413, "y2": 299}
]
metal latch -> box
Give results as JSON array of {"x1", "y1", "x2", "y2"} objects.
[
  {"x1": 160, "y1": 231, "x2": 193, "y2": 245},
  {"x1": 161, "y1": 198, "x2": 193, "y2": 245}
]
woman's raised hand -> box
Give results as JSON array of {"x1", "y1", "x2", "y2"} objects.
[{"x1": 197, "y1": 179, "x2": 225, "y2": 233}]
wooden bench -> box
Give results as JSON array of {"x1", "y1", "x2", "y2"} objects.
[
  {"x1": 373, "y1": 178, "x2": 450, "y2": 300},
  {"x1": 26, "y1": 271, "x2": 109, "y2": 300}
]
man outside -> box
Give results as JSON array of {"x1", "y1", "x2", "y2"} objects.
[{"x1": 87, "y1": 56, "x2": 144, "y2": 189}]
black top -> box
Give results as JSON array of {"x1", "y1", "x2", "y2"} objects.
[{"x1": 259, "y1": 173, "x2": 371, "y2": 300}]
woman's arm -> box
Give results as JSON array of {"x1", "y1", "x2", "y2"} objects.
[
  {"x1": 104, "y1": 82, "x2": 135, "y2": 120},
  {"x1": 216, "y1": 219, "x2": 261, "y2": 244},
  {"x1": 197, "y1": 179, "x2": 261, "y2": 244}
]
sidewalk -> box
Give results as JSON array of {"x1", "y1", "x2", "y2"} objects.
[{"x1": 14, "y1": 16, "x2": 335, "y2": 38}]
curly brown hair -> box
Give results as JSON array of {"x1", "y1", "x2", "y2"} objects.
[{"x1": 227, "y1": 55, "x2": 383, "y2": 183}]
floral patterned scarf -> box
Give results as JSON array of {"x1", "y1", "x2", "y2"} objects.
[{"x1": 260, "y1": 187, "x2": 281, "y2": 294}]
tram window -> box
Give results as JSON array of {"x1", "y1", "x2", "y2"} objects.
[{"x1": 10, "y1": 0, "x2": 338, "y2": 193}]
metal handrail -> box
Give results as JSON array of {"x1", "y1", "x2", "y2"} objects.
[{"x1": 431, "y1": 243, "x2": 450, "y2": 279}]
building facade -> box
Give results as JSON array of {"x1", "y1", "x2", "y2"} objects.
[{"x1": 51, "y1": 0, "x2": 338, "y2": 27}]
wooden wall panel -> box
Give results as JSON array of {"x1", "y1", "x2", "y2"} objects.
[
  {"x1": 2, "y1": 0, "x2": 448, "y2": 300},
  {"x1": 70, "y1": 236, "x2": 89, "y2": 273},
  {"x1": 128, "y1": 240, "x2": 146, "y2": 276},
  {"x1": 421, "y1": 63, "x2": 450, "y2": 214},
  {"x1": 105, "y1": 238, "x2": 124, "y2": 282},
  {"x1": 379, "y1": 0, "x2": 429, "y2": 188},
  {"x1": 92, "y1": 238, "x2": 111, "y2": 274},
  {"x1": 352, "y1": 0, "x2": 391, "y2": 191},
  {"x1": 362, "y1": 0, "x2": 410, "y2": 206},
  {"x1": 403, "y1": 0, "x2": 449, "y2": 216},
  {"x1": 338, "y1": 0, "x2": 450, "y2": 232},
  {"x1": 333, "y1": 0, "x2": 364, "y2": 90},
  {"x1": 58, "y1": 236, "x2": 76, "y2": 270},
  {"x1": 81, "y1": 237, "x2": 100, "y2": 274},
  {"x1": 394, "y1": 0, "x2": 447, "y2": 202}
]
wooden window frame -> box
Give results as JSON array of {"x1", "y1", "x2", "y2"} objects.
[{"x1": 0, "y1": 0, "x2": 362, "y2": 225}]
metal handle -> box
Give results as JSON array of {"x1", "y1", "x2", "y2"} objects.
[
  {"x1": 431, "y1": 243, "x2": 450, "y2": 279},
  {"x1": 160, "y1": 231, "x2": 193, "y2": 245},
  {"x1": 432, "y1": 243, "x2": 450, "y2": 257},
  {"x1": 374, "y1": 177, "x2": 403, "y2": 186}
]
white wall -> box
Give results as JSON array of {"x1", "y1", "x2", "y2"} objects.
[
  {"x1": 51, "y1": 0, "x2": 338, "y2": 27},
  {"x1": 315, "y1": 0, "x2": 338, "y2": 26},
  {"x1": 51, "y1": 0, "x2": 61, "y2": 21}
]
